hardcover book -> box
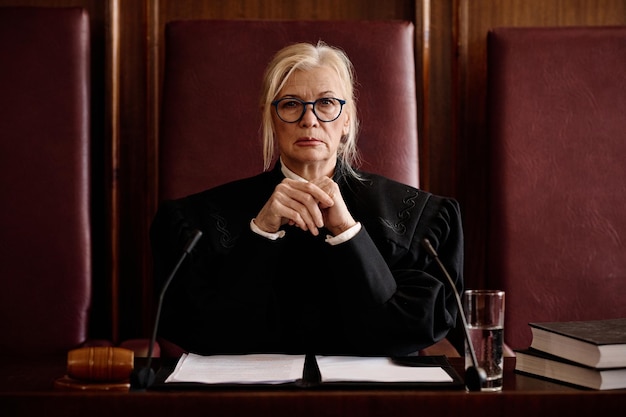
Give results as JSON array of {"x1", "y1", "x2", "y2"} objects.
[
  {"x1": 515, "y1": 348, "x2": 626, "y2": 390},
  {"x1": 529, "y1": 318, "x2": 626, "y2": 368}
]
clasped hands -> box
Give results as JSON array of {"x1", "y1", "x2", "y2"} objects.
[{"x1": 255, "y1": 177, "x2": 357, "y2": 237}]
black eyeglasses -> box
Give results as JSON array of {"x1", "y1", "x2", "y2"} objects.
[{"x1": 271, "y1": 97, "x2": 346, "y2": 123}]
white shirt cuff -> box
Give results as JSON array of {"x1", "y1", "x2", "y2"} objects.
[
  {"x1": 325, "y1": 222, "x2": 361, "y2": 246},
  {"x1": 250, "y1": 218, "x2": 286, "y2": 240}
]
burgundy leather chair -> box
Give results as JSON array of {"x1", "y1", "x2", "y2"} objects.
[
  {"x1": 158, "y1": 20, "x2": 457, "y2": 357},
  {"x1": 0, "y1": 7, "x2": 96, "y2": 356},
  {"x1": 486, "y1": 27, "x2": 626, "y2": 350},
  {"x1": 159, "y1": 20, "x2": 419, "y2": 200}
]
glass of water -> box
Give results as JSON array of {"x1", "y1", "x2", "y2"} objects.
[{"x1": 463, "y1": 289, "x2": 505, "y2": 391}]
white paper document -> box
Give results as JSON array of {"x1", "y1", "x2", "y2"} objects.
[
  {"x1": 165, "y1": 353, "x2": 306, "y2": 384},
  {"x1": 316, "y1": 355, "x2": 452, "y2": 383},
  {"x1": 165, "y1": 353, "x2": 452, "y2": 385}
]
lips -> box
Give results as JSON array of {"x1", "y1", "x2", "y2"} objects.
[{"x1": 295, "y1": 137, "x2": 323, "y2": 145}]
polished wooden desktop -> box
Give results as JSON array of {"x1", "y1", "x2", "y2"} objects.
[{"x1": 2, "y1": 356, "x2": 625, "y2": 417}]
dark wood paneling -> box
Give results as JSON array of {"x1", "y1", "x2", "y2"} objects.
[
  {"x1": 114, "y1": 0, "x2": 151, "y2": 342},
  {"x1": 420, "y1": 0, "x2": 455, "y2": 194}
]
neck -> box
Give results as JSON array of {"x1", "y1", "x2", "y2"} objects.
[{"x1": 281, "y1": 158, "x2": 336, "y2": 181}]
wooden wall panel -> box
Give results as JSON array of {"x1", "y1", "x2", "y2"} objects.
[
  {"x1": 455, "y1": 0, "x2": 626, "y2": 291},
  {"x1": 420, "y1": 0, "x2": 455, "y2": 193},
  {"x1": 114, "y1": 0, "x2": 151, "y2": 342}
]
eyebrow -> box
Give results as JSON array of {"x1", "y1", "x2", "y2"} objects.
[{"x1": 280, "y1": 91, "x2": 338, "y2": 99}]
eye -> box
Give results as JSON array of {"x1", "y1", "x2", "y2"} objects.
[
  {"x1": 279, "y1": 99, "x2": 302, "y2": 110},
  {"x1": 317, "y1": 98, "x2": 338, "y2": 108}
]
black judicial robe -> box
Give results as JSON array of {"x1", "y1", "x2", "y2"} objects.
[{"x1": 150, "y1": 163, "x2": 463, "y2": 356}]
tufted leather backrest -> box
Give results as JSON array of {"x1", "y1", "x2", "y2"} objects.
[
  {"x1": 0, "y1": 7, "x2": 92, "y2": 355},
  {"x1": 159, "y1": 20, "x2": 418, "y2": 201},
  {"x1": 486, "y1": 27, "x2": 626, "y2": 350}
]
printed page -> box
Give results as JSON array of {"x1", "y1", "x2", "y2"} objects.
[
  {"x1": 316, "y1": 355, "x2": 453, "y2": 383},
  {"x1": 165, "y1": 353, "x2": 306, "y2": 384}
]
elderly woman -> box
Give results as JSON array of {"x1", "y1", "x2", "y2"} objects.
[{"x1": 150, "y1": 41, "x2": 463, "y2": 357}]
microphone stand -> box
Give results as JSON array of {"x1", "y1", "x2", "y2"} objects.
[
  {"x1": 130, "y1": 230, "x2": 203, "y2": 391},
  {"x1": 421, "y1": 238, "x2": 487, "y2": 391}
]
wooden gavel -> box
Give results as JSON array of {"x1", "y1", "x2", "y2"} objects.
[{"x1": 55, "y1": 346, "x2": 134, "y2": 390}]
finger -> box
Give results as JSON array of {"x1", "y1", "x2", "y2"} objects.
[
  {"x1": 275, "y1": 203, "x2": 312, "y2": 234},
  {"x1": 257, "y1": 197, "x2": 315, "y2": 235},
  {"x1": 276, "y1": 182, "x2": 326, "y2": 228},
  {"x1": 303, "y1": 178, "x2": 335, "y2": 207},
  {"x1": 309, "y1": 177, "x2": 339, "y2": 207},
  {"x1": 288, "y1": 179, "x2": 334, "y2": 205}
]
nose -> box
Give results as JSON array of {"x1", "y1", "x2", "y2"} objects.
[{"x1": 299, "y1": 103, "x2": 319, "y2": 127}]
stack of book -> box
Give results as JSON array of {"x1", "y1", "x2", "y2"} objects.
[{"x1": 515, "y1": 318, "x2": 626, "y2": 390}]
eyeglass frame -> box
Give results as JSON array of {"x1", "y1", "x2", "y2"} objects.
[{"x1": 271, "y1": 97, "x2": 347, "y2": 123}]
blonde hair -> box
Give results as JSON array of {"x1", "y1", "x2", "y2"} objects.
[{"x1": 259, "y1": 41, "x2": 361, "y2": 178}]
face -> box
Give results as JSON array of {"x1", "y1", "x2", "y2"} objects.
[{"x1": 272, "y1": 66, "x2": 350, "y2": 178}]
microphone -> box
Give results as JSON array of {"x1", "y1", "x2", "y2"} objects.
[
  {"x1": 131, "y1": 229, "x2": 203, "y2": 391},
  {"x1": 421, "y1": 238, "x2": 487, "y2": 392}
]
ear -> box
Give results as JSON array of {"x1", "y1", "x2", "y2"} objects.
[{"x1": 342, "y1": 114, "x2": 350, "y2": 136}]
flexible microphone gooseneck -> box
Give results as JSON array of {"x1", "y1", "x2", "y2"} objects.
[
  {"x1": 421, "y1": 238, "x2": 487, "y2": 392},
  {"x1": 131, "y1": 229, "x2": 203, "y2": 391}
]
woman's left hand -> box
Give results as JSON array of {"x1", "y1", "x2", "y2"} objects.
[{"x1": 310, "y1": 176, "x2": 357, "y2": 236}]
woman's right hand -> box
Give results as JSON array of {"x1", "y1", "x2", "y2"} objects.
[{"x1": 254, "y1": 178, "x2": 334, "y2": 236}]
